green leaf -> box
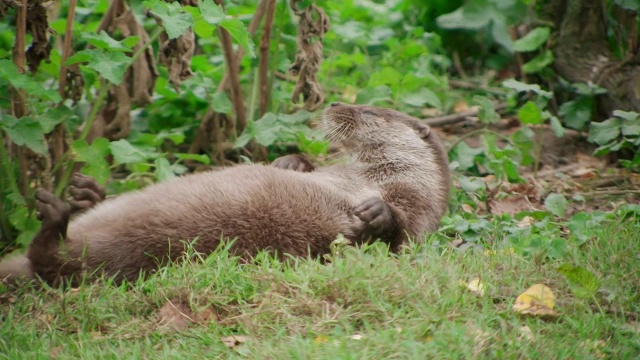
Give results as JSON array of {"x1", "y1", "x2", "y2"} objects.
[
  {"x1": 144, "y1": 0, "x2": 193, "y2": 39},
  {"x1": 233, "y1": 132, "x2": 253, "y2": 149},
  {"x1": 0, "y1": 115, "x2": 47, "y2": 155},
  {"x1": 450, "y1": 141, "x2": 483, "y2": 171},
  {"x1": 82, "y1": 31, "x2": 135, "y2": 52},
  {"x1": 556, "y1": 263, "x2": 601, "y2": 299},
  {"x1": 522, "y1": 50, "x2": 554, "y2": 73},
  {"x1": 40, "y1": 105, "x2": 79, "y2": 133},
  {"x1": 211, "y1": 91, "x2": 233, "y2": 114},
  {"x1": 66, "y1": 49, "x2": 133, "y2": 85},
  {"x1": 174, "y1": 153, "x2": 211, "y2": 164},
  {"x1": 588, "y1": 118, "x2": 622, "y2": 145},
  {"x1": 517, "y1": 101, "x2": 543, "y2": 125},
  {"x1": 459, "y1": 176, "x2": 483, "y2": 192},
  {"x1": 613, "y1": 0, "x2": 639, "y2": 11},
  {"x1": 544, "y1": 193, "x2": 567, "y2": 218},
  {"x1": 473, "y1": 96, "x2": 500, "y2": 124},
  {"x1": 368, "y1": 67, "x2": 402, "y2": 88},
  {"x1": 559, "y1": 97, "x2": 593, "y2": 130},
  {"x1": 154, "y1": 158, "x2": 176, "y2": 182},
  {"x1": 402, "y1": 88, "x2": 442, "y2": 109},
  {"x1": 547, "y1": 112, "x2": 566, "y2": 137},
  {"x1": 220, "y1": 18, "x2": 255, "y2": 58},
  {"x1": 0, "y1": 60, "x2": 61, "y2": 102},
  {"x1": 71, "y1": 138, "x2": 111, "y2": 184},
  {"x1": 502, "y1": 78, "x2": 552, "y2": 98},
  {"x1": 253, "y1": 113, "x2": 280, "y2": 146},
  {"x1": 513, "y1": 27, "x2": 551, "y2": 52},
  {"x1": 110, "y1": 139, "x2": 151, "y2": 164},
  {"x1": 199, "y1": 0, "x2": 226, "y2": 25},
  {"x1": 613, "y1": 110, "x2": 640, "y2": 122}
]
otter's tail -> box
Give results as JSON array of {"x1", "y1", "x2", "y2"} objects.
[{"x1": 0, "y1": 253, "x2": 34, "y2": 285}]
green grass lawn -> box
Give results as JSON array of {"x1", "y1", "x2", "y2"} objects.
[{"x1": 1, "y1": 218, "x2": 639, "y2": 359}]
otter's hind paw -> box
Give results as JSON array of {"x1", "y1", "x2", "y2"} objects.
[
  {"x1": 69, "y1": 174, "x2": 105, "y2": 212},
  {"x1": 354, "y1": 197, "x2": 394, "y2": 233},
  {"x1": 271, "y1": 154, "x2": 315, "y2": 172},
  {"x1": 36, "y1": 189, "x2": 71, "y2": 225}
]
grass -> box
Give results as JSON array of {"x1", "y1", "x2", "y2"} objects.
[{"x1": 1, "y1": 218, "x2": 639, "y2": 359}]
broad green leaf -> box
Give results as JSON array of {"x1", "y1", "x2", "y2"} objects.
[
  {"x1": 233, "y1": 132, "x2": 253, "y2": 148},
  {"x1": 556, "y1": 264, "x2": 600, "y2": 299},
  {"x1": 504, "y1": 159, "x2": 521, "y2": 182},
  {"x1": 368, "y1": 67, "x2": 402, "y2": 88},
  {"x1": 1, "y1": 115, "x2": 47, "y2": 155},
  {"x1": 522, "y1": 50, "x2": 554, "y2": 73},
  {"x1": 174, "y1": 153, "x2": 211, "y2": 164},
  {"x1": 279, "y1": 111, "x2": 312, "y2": 124},
  {"x1": 40, "y1": 105, "x2": 78, "y2": 133},
  {"x1": 544, "y1": 193, "x2": 567, "y2": 218},
  {"x1": 513, "y1": 27, "x2": 551, "y2": 52},
  {"x1": 144, "y1": 0, "x2": 193, "y2": 39},
  {"x1": 211, "y1": 91, "x2": 233, "y2": 114},
  {"x1": 559, "y1": 97, "x2": 593, "y2": 130},
  {"x1": 253, "y1": 113, "x2": 280, "y2": 146},
  {"x1": 614, "y1": 0, "x2": 639, "y2": 11},
  {"x1": 82, "y1": 31, "x2": 135, "y2": 52},
  {"x1": 473, "y1": 96, "x2": 500, "y2": 124},
  {"x1": 402, "y1": 88, "x2": 442, "y2": 109},
  {"x1": 66, "y1": 49, "x2": 133, "y2": 85},
  {"x1": 490, "y1": 16, "x2": 513, "y2": 52},
  {"x1": 450, "y1": 141, "x2": 483, "y2": 171},
  {"x1": 547, "y1": 112, "x2": 566, "y2": 137},
  {"x1": 220, "y1": 18, "x2": 255, "y2": 58},
  {"x1": 154, "y1": 158, "x2": 176, "y2": 182},
  {"x1": 502, "y1": 78, "x2": 552, "y2": 98},
  {"x1": 459, "y1": 176, "x2": 483, "y2": 192},
  {"x1": 588, "y1": 118, "x2": 622, "y2": 145},
  {"x1": 0, "y1": 60, "x2": 61, "y2": 102},
  {"x1": 71, "y1": 138, "x2": 111, "y2": 184},
  {"x1": 199, "y1": 0, "x2": 225, "y2": 25},
  {"x1": 9, "y1": 205, "x2": 41, "y2": 247},
  {"x1": 436, "y1": 6, "x2": 489, "y2": 30},
  {"x1": 572, "y1": 82, "x2": 607, "y2": 96},
  {"x1": 517, "y1": 101, "x2": 543, "y2": 125},
  {"x1": 355, "y1": 85, "x2": 392, "y2": 105},
  {"x1": 613, "y1": 110, "x2": 640, "y2": 122},
  {"x1": 110, "y1": 139, "x2": 150, "y2": 164}
]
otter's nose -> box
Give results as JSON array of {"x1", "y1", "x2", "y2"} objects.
[{"x1": 330, "y1": 102, "x2": 341, "y2": 107}]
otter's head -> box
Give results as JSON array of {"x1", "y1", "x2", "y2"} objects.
[{"x1": 322, "y1": 102, "x2": 432, "y2": 151}]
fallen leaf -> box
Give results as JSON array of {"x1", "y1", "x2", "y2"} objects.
[
  {"x1": 451, "y1": 239, "x2": 464, "y2": 248},
  {"x1": 421, "y1": 108, "x2": 443, "y2": 117},
  {"x1": 466, "y1": 277, "x2": 485, "y2": 297},
  {"x1": 313, "y1": 335, "x2": 329, "y2": 344},
  {"x1": 348, "y1": 334, "x2": 365, "y2": 340},
  {"x1": 461, "y1": 204, "x2": 474, "y2": 213},
  {"x1": 517, "y1": 325, "x2": 535, "y2": 343},
  {"x1": 221, "y1": 335, "x2": 249, "y2": 348},
  {"x1": 157, "y1": 299, "x2": 193, "y2": 331},
  {"x1": 341, "y1": 85, "x2": 358, "y2": 104},
  {"x1": 517, "y1": 216, "x2": 535, "y2": 227},
  {"x1": 488, "y1": 196, "x2": 536, "y2": 216},
  {"x1": 513, "y1": 284, "x2": 559, "y2": 319},
  {"x1": 453, "y1": 100, "x2": 471, "y2": 113},
  {"x1": 50, "y1": 346, "x2": 63, "y2": 359},
  {"x1": 194, "y1": 306, "x2": 219, "y2": 324}
]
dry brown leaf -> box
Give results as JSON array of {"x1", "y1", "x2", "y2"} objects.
[
  {"x1": 517, "y1": 325, "x2": 535, "y2": 343},
  {"x1": 421, "y1": 108, "x2": 443, "y2": 117},
  {"x1": 341, "y1": 85, "x2": 358, "y2": 104},
  {"x1": 461, "y1": 204, "x2": 474, "y2": 213},
  {"x1": 517, "y1": 216, "x2": 535, "y2": 227},
  {"x1": 221, "y1": 335, "x2": 249, "y2": 348},
  {"x1": 157, "y1": 299, "x2": 193, "y2": 331},
  {"x1": 50, "y1": 346, "x2": 63, "y2": 359},
  {"x1": 463, "y1": 277, "x2": 485, "y2": 296},
  {"x1": 453, "y1": 100, "x2": 471, "y2": 113},
  {"x1": 513, "y1": 284, "x2": 559, "y2": 319},
  {"x1": 313, "y1": 335, "x2": 329, "y2": 344},
  {"x1": 488, "y1": 196, "x2": 536, "y2": 217}
]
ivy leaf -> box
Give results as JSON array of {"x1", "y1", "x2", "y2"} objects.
[
  {"x1": 82, "y1": 31, "x2": 136, "y2": 52},
  {"x1": 473, "y1": 96, "x2": 500, "y2": 124},
  {"x1": 450, "y1": 141, "x2": 483, "y2": 171},
  {"x1": 588, "y1": 118, "x2": 622, "y2": 145},
  {"x1": 253, "y1": 113, "x2": 280, "y2": 146},
  {"x1": 66, "y1": 49, "x2": 133, "y2": 85},
  {"x1": 144, "y1": 0, "x2": 193, "y2": 39},
  {"x1": 502, "y1": 79, "x2": 552, "y2": 98},
  {"x1": 544, "y1": 193, "x2": 567, "y2": 218},
  {"x1": 71, "y1": 138, "x2": 111, "y2": 184},
  {"x1": 459, "y1": 175, "x2": 483, "y2": 192},
  {"x1": 279, "y1": 111, "x2": 312, "y2": 125},
  {"x1": 110, "y1": 139, "x2": 152, "y2": 164},
  {"x1": 154, "y1": 158, "x2": 176, "y2": 182},
  {"x1": 546, "y1": 112, "x2": 566, "y2": 137},
  {"x1": 522, "y1": 50, "x2": 554, "y2": 73},
  {"x1": 556, "y1": 264, "x2": 600, "y2": 299},
  {"x1": 559, "y1": 97, "x2": 593, "y2": 130},
  {"x1": 220, "y1": 18, "x2": 255, "y2": 58},
  {"x1": 199, "y1": 0, "x2": 226, "y2": 25},
  {"x1": 0, "y1": 114, "x2": 47, "y2": 155},
  {"x1": 0, "y1": 60, "x2": 61, "y2": 102},
  {"x1": 517, "y1": 101, "x2": 543, "y2": 125},
  {"x1": 513, "y1": 27, "x2": 551, "y2": 52},
  {"x1": 402, "y1": 88, "x2": 442, "y2": 109}
]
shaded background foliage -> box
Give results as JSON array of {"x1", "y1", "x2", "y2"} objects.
[{"x1": 0, "y1": 0, "x2": 638, "y2": 250}]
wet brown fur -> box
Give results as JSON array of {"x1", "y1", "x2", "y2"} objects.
[{"x1": 1, "y1": 103, "x2": 450, "y2": 286}]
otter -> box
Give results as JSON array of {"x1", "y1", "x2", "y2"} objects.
[{"x1": 0, "y1": 102, "x2": 450, "y2": 286}]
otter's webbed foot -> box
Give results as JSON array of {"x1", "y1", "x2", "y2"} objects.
[
  {"x1": 69, "y1": 173, "x2": 105, "y2": 213},
  {"x1": 271, "y1": 154, "x2": 315, "y2": 172},
  {"x1": 354, "y1": 197, "x2": 395, "y2": 242}
]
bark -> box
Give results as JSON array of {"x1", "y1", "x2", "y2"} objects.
[{"x1": 542, "y1": 0, "x2": 640, "y2": 115}]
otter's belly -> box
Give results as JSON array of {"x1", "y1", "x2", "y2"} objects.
[{"x1": 66, "y1": 165, "x2": 368, "y2": 267}]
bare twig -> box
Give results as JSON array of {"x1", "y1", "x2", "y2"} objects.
[
  {"x1": 12, "y1": 0, "x2": 28, "y2": 197},
  {"x1": 424, "y1": 103, "x2": 508, "y2": 127}
]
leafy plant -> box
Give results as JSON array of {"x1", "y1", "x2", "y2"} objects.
[{"x1": 588, "y1": 110, "x2": 640, "y2": 171}]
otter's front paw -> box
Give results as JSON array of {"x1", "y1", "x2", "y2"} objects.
[
  {"x1": 36, "y1": 189, "x2": 71, "y2": 226},
  {"x1": 271, "y1": 154, "x2": 315, "y2": 172},
  {"x1": 68, "y1": 173, "x2": 106, "y2": 213},
  {"x1": 354, "y1": 197, "x2": 394, "y2": 234}
]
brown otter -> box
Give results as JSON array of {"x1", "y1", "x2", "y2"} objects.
[{"x1": 1, "y1": 102, "x2": 450, "y2": 286}]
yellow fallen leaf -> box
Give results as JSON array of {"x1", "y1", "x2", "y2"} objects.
[
  {"x1": 220, "y1": 335, "x2": 249, "y2": 348},
  {"x1": 466, "y1": 277, "x2": 485, "y2": 297},
  {"x1": 513, "y1": 284, "x2": 559, "y2": 318},
  {"x1": 313, "y1": 335, "x2": 329, "y2": 344}
]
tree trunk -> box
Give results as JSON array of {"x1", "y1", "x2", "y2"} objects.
[{"x1": 542, "y1": 0, "x2": 640, "y2": 115}]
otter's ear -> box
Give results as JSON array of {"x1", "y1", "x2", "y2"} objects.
[{"x1": 416, "y1": 124, "x2": 431, "y2": 140}]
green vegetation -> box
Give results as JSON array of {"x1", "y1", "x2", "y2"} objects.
[{"x1": 1, "y1": 0, "x2": 639, "y2": 358}]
